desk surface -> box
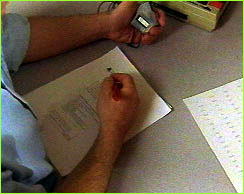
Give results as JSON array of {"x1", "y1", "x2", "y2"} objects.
[{"x1": 13, "y1": 2, "x2": 242, "y2": 193}]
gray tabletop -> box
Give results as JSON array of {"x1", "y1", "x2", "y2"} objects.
[{"x1": 12, "y1": 2, "x2": 242, "y2": 193}]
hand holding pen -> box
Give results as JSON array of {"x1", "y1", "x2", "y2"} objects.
[
  {"x1": 109, "y1": 73, "x2": 136, "y2": 102},
  {"x1": 97, "y1": 73, "x2": 140, "y2": 140},
  {"x1": 106, "y1": 68, "x2": 123, "y2": 101}
]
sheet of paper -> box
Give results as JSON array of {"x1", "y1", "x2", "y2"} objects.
[
  {"x1": 24, "y1": 47, "x2": 172, "y2": 176},
  {"x1": 183, "y1": 79, "x2": 243, "y2": 193}
]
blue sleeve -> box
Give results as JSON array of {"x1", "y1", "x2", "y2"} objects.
[
  {"x1": 2, "y1": 171, "x2": 46, "y2": 193},
  {"x1": 1, "y1": 13, "x2": 30, "y2": 72},
  {"x1": 1, "y1": 157, "x2": 46, "y2": 193}
]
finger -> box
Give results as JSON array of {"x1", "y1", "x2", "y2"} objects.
[
  {"x1": 155, "y1": 9, "x2": 166, "y2": 27},
  {"x1": 120, "y1": 26, "x2": 135, "y2": 43},
  {"x1": 149, "y1": 26, "x2": 163, "y2": 36},
  {"x1": 112, "y1": 73, "x2": 138, "y2": 97},
  {"x1": 141, "y1": 34, "x2": 158, "y2": 45},
  {"x1": 132, "y1": 30, "x2": 142, "y2": 44},
  {"x1": 111, "y1": 73, "x2": 136, "y2": 88},
  {"x1": 121, "y1": 32, "x2": 132, "y2": 43},
  {"x1": 128, "y1": 27, "x2": 137, "y2": 44}
]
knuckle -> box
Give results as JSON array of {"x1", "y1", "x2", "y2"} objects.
[{"x1": 124, "y1": 74, "x2": 134, "y2": 82}]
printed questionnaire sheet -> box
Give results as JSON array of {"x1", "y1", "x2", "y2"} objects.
[
  {"x1": 183, "y1": 79, "x2": 243, "y2": 193},
  {"x1": 24, "y1": 47, "x2": 172, "y2": 176}
]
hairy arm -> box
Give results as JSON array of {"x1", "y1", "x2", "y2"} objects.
[
  {"x1": 55, "y1": 131, "x2": 122, "y2": 193},
  {"x1": 24, "y1": 13, "x2": 111, "y2": 63}
]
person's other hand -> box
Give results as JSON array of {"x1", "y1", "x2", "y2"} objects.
[
  {"x1": 106, "y1": 1, "x2": 166, "y2": 45},
  {"x1": 97, "y1": 73, "x2": 139, "y2": 143}
]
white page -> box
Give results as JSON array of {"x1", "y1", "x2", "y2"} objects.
[
  {"x1": 24, "y1": 47, "x2": 172, "y2": 176},
  {"x1": 183, "y1": 79, "x2": 243, "y2": 193}
]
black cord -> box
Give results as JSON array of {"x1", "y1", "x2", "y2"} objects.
[{"x1": 127, "y1": 43, "x2": 140, "y2": 48}]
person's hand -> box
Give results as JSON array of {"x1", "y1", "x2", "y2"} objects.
[
  {"x1": 1, "y1": 2, "x2": 8, "y2": 16},
  {"x1": 97, "y1": 73, "x2": 139, "y2": 143},
  {"x1": 106, "y1": 1, "x2": 166, "y2": 45}
]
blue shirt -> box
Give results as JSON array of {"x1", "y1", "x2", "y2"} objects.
[{"x1": 1, "y1": 14, "x2": 53, "y2": 193}]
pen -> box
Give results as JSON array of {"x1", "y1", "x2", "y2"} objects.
[
  {"x1": 112, "y1": 79, "x2": 122, "y2": 101},
  {"x1": 106, "y1": 67, "x2": 123, "y2": 101}
]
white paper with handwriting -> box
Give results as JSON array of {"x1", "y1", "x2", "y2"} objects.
[{"x1": 184, "y1": 79, "x2": 243, "y2": 193}]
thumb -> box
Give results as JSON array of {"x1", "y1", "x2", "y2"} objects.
[
  {"x1": 116, "y1": 1, "x2": 139, "y2": 15},
  {"x1": 155, "y1": 9, "x2": 166, "y2": 27},
  {"x1": 119, "y1": 1, "x2": 138, "y2": 8}
]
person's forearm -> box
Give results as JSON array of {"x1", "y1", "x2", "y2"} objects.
[
  {"x1": 24, "y1": 13, "x2": 111, "y2": 63},
  {"x1": 55, "y1": 129, "x2": 122, "y2": 193}
]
